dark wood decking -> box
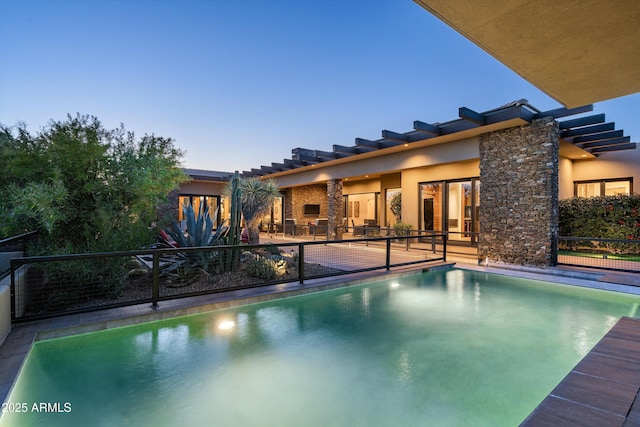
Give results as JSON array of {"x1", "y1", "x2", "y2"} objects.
[{"x1": 521, "y1": 316, "x2": 640, "y2": 426}]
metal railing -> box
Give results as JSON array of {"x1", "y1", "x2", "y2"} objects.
[
  {"x1": 556, "y1": 236, "x2": 640, "y2": 272},
  {"x1": 10, "y1": 233, "x2": 447, "y2": 322},
  {"x1": 0, "y1": 231, "x2": 37, "y2": 280}
]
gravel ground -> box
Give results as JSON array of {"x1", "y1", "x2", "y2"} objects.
[{"x1": 23, "y1": 258, "x2": 343, "y2": 316}]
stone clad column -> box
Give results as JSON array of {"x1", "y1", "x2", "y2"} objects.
[
  {"x1": 479, "y1": 117, "x2": 559, "y2": 267},
  {"x1": 327, "y1": 179, "x2": 344, "y2": 240}
]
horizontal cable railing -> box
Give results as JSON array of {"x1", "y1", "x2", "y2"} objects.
[
  {"x1": 10, "y1": 234, "x2": 446, "y2": 322},
  {"x1": 557, "y1": 236, "x2": 640, "y2": 272}
]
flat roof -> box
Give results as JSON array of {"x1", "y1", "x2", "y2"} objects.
[
  {"x1": 244, "y1": 101, "x2": 636, "y2": 178},
  {"x1": 184, "y1": 168, "x2": 232, "y2": 182}
]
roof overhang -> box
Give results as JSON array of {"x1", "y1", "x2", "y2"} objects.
[
  {"x1": 245, "y1": 102, "x2": 636, "y2": 179},
  {"x1": 413, "y1": 0, "x2": 640, "y2": 107}
]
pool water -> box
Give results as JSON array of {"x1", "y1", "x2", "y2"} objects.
[{"x1": 2, "y1": 269, "x2": 639, "y2": 426}]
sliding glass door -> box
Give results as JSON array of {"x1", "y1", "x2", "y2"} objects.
[{"x1": 420, "y1": 178, "x2": 480, "y2": 245}]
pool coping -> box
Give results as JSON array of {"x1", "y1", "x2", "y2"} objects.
[
  {"x1": 520, "y1": 316, "x2": 640, "y2": 427},
  {"x1": 1, "y1": 261, "x2": 638, "y2": 418}
]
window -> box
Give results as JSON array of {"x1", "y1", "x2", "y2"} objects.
[
  {"x1": 178, "y1": 195, "x2": 221, "y2": 227},
  {"x1": 575, "y1": 179, "x2": 632, "y2": 197}
]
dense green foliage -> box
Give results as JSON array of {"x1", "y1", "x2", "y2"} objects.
[
  {"x1": 393, "y1": 222, "x2": 412, "y2": 236},
  {"x1": 245, "y1": 254, "x2": 288, "y2": 280},
  {"x1": 559, "y1": 195, "x2": 640, "y2": 240},
  {"x1": 1, "y1": 114, "x2": 189, "y2": 253},
  {"x1": 390, "y1": 192, "x2": 402, "y2": 223}
]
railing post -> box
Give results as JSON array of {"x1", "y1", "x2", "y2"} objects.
[
  {"x1": 10, "y1": 259, "x2": 16, "y2": 321},
  {"x1": 443, "y1": 233, "x2": 447, "y2": 262},
  {"x1": 386, "y1": 238, "x2": 391, "y2": 270},
  {"x1": 152, "y1": 251, "x2": 159, "y2": 309},
  {"x1": 298, "y1": 243, "x2": 305, "y2": 285}
]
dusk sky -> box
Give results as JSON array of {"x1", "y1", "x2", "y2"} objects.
[{"x1": 1, "y1": 0, "x2": 638, "y2": 173}]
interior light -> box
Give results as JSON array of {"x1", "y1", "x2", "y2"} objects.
[
  {"x1": 391, "y1": 282, "x2": 400, "y2": 288},
  {"x1": 404, "y1": 143, "x2": 409, "y2": 147}
]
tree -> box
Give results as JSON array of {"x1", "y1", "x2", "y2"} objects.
[
  {"x1": 0, "y1": 114, "x2": 190, "y2": 252},
  {"x1": 390, "y1": 191, "x2": 402, "y2": 223},
  {"x1": 225, "y1": 176, "x2": 280, "y2": 245}
]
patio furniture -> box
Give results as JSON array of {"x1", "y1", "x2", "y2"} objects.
[{"x1": 309, "y1": 218, "x2": 328, "y2": 237}]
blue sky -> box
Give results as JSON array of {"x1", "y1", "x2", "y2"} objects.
[{"x1": 1, "y1": 0, "x2": 638, "y2": 173}]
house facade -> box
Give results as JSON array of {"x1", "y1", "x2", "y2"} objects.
[
  {"x1": 162, "y1": 169, "x2": 232, "y2": 228},
  {"x1": 239, "y1": 101, "x2": 638, "y2": 267}
]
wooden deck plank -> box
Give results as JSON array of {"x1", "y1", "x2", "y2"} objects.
[
  {"x1": 521, "y1": 316, "x2": 640, "y2": 426},
  {"x1": 521, "y1": 396, "x2": 625, "y2": 427},
  {"x1": 550, "y1": 371, "x2": 637, "y2": 416},
  {"x1": 574, "y1": 352, "x2": 640, "y2": 386}
]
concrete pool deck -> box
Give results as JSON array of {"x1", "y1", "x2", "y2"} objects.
[{"x1": 0, "y1": 259, "x2": 639, "y2": 424}]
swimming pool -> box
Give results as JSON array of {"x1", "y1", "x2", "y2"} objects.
[{"x1": 2, "y1": 268, "x2": 639, "y2": 426}]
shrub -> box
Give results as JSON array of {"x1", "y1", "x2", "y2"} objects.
[
  {"x1": 393, "y1": 222, "x2": 413, "y2": 237},
  {"x1": 559, "y1": 194, "x2": 640, "y2": 254},
  {"x1": 28, "y1": 257, "x2": 126, "y2": 312},
  {"x1": 246, "y1": 255, "x2": 287, "y2": 280}
]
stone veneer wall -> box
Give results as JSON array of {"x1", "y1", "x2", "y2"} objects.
[
  {"x1": 327, "y1": 179, "x2": 344, "y2": 239},
  {"x1": 479, "y1": 117, "x2": 559, "y2": 267},
  {"x1": 283, "y1": 184, "x2": 328, "y2": 225}
]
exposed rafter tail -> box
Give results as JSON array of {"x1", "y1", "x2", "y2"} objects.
[
  {"x1": 558, "y1": 114, "x2": 606, "y2": 130},
  {"x1": 458, "y1": 107, "x2": 486, "y2": 125},
  {"x1": 355, "y1": 137, "x2": 379, "y2": 148},
  {"x1": 536, "y1": 104, "x2": 593, "y2": 120},
  {"x1": 589, "y1": 142, "x2": 636, "y2": 154},
  {"x1": 561, "y1": 122, "x2": 615, "y2": 138},
  {"x1": 413, "y1": 120, "x2": 441, "y2": 135},
  {"x1": 381, "y1": 129, "x2": 409, "y2": 141}
]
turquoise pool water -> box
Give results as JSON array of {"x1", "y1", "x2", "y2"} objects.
[{"x1": 2, "y1": 268, "x2": 639, "y2": 426}]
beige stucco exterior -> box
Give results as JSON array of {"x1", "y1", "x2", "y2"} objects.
[{"x1": 178, "y1": 180, "x2": 227, "y2": 196}]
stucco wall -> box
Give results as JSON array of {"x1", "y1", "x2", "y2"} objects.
[
  {"x1": 0, "y1": 277, "x2": 11, "y2": 346},
  {"x1": 178, "y1": 180, "x2": 227, "y2": 195},
  {"x1": 479, "y1": 118, "x2": 559, "y2": 267},
  {"x1": 558, "y1": 157, "x2": 574, "y2": 200},
  {"x1": 273, "y1": 137, "x2": 479, "y2": 188},
  {"x1": 558, "y1": 148, "x2": 640, "y2": 200},
  {"x1": 343, "y1": 179, "x2": 379, "y2": 195},
  {"x1": 401, "y1": 159, "x2": 480, "y2": 229},
  {"x1": 571, "y1": 149, "x2": 640, "y2": 191}
]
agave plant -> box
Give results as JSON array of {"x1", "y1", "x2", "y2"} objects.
[
  {"x1": 164, "y1": 201, "x2": 228, "y2": 247},
  {"x1": 160, "y1": 200, "x2": 229, "y2": 285}
]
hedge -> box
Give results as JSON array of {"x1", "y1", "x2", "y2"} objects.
[{"x1": 559, "y1": 194, "x2": 640, "y2": 254}]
